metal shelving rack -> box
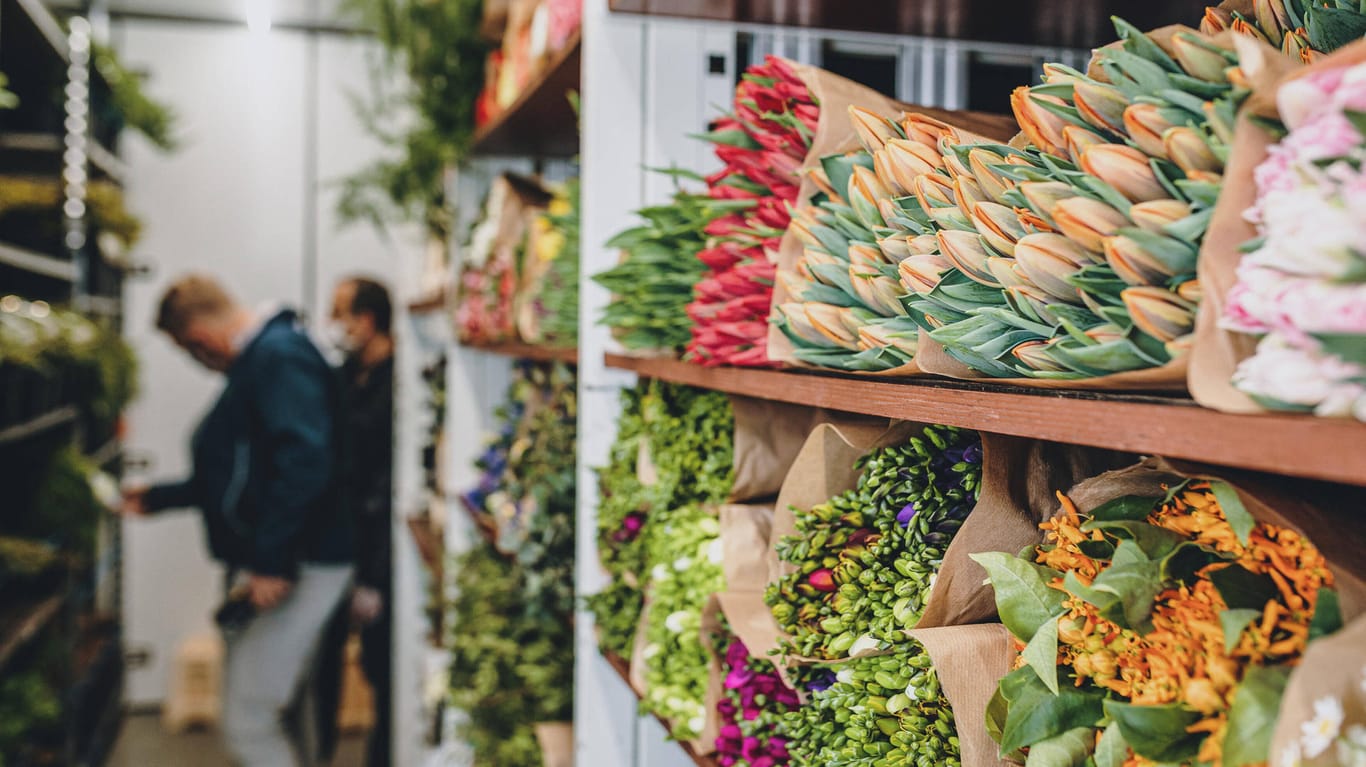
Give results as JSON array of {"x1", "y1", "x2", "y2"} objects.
[{"x1": 0, "y1": 0, "x2": 127, "y2": 764}]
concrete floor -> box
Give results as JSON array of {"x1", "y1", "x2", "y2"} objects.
[{"x1": 107, "y1": 713, "x2": 368, "y2": 767}]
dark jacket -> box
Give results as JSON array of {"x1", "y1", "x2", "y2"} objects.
[
  {"x1": 145, "y1": 309, "x2": 353, "y2": 578},
  {"x1": 339, "y1": 354, "x2": 394, "y2": 592}
]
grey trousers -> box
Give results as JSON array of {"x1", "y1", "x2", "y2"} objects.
[{"x1": 222, "y1": 564, "x2": 352, "y2": 767}]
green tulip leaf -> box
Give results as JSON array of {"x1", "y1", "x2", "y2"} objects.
[
  {"x1": 971, "y1": 552, "x2": 1066, "y2": 640},
  {"x1": 1026, "y1": 727, "x2": 1096, "y2": 767},
  {"x1": 1311, "y1": 332, "x2": 1366, "y2": 366},
  {"x1": 1023, "y1": 617, "x2": 1062, "y2": 695},
  {"x1": 1094, "y1": 722, "x2": 1129, "y2": 767},
  {"x1": 1219, "y1": 609, "x2": 1262, "y2": 655},
  {"x1": 1308, "y1": 5, "x2": 1366, "y2": 53},
  {"x1": 1224, "y1": 665, "x2": 1292, "y2": 767},
  {"x1": 1104, "y1": 701, "x2": 1203, "y2": 763},
  {"x1": 693, "y1": 127, "x2": 761, "y2": 149}
]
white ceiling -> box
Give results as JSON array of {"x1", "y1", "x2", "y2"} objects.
[{"x1": 47, "y1": 0, "x2": 359, "y2": 29}]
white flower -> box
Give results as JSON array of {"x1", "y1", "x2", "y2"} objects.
[
  {"x1": 688, "y1": 716, "x2": 706, "y2": 735},
  {"x1": 699, "y1": 517, "x2": 721, "y2": 536},
  {"x1": 849, "y1": 635, "x2": 880, "y2": 657},
  {"x1": 707, "y1": 539, "x2": 724, "y2": 565},
  {"x1": 836, "y1": 668, "x2": 854, "y2": 685},
  {"x1": 1278, "y1": 739, "x2": 1302, "y2": 767},
  {"x1": 1339, "y1": 725, "x2": 1366, "y2": 767},
  {"x1": 1301, "y1": 696, "x2": 1345, "y2": 757},
  {"x1": 673, "y1": 556, "x2": 693, "y2": 572},
  {"x1": 906, "y1": 681, "x2": 921, "y2": 701},
  {"x1": 643, "y1": 643, "x2": 661, "y2": 660},
  {"x1": 651, "y1": 564, "x2": 669, "y2": 583},
  {"x1": 664, "y1": 610, "x2": 691, "y2": 634}
]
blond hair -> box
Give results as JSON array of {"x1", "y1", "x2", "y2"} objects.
[{"x1": 156, "y1": 274, "x2": 237, "y2": 335}]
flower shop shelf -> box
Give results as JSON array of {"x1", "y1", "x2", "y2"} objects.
[
  {"x1": 462, "y1": 340, "x2": 579, "y2": 365},
  {"x1": 602, "y1": 651, "x2": 722, "y2": 767},
  {"x1": 0, "y1": 240, "x2": 79, "y2": 281},
  {"x1": 469, "y1": 31, "x2": 581, "y2": 158},
  {"x1": 605, "y1": 0, "x2": 1207, "y2": 48},
  {"x1": 0, "y1": 591, "x2": 66, "y2": 675},
  {"x1": 0, "y1": 405, "x2": 79, "y2": 446},
  {"x1": 605, "y1": 353, "x2": 1366, "y2": 487}
]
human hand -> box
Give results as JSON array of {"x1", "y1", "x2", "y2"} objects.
[
  {"x1": 248, "y1": 574, "x2": 294, "y2": 611},
  {"x1": 350, "y1": 586, "x2": 383, "y2": 625},
  {"x1": 120, "y1": 485, "x2": 148, "y2": 517}
]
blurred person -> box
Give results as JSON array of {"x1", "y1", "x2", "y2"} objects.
[
  {"x1": 122, "y1": 274, "x2": 353, "y2": 767},
  {"x1": 315, "y1": 276, "x2": 394, "y2": 767}
]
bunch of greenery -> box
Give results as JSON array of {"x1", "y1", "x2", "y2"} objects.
[{"x1": 92, "y1": 42, "x2": 178, "y2": 151}]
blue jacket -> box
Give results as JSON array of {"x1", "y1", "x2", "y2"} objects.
[{"x1": 146, "y1": 309, "x2": 353, "y2": 578}]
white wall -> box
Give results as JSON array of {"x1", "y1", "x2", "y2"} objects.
[{"x1": 114, "y1": 17, "x2": 423, "y2": 723}]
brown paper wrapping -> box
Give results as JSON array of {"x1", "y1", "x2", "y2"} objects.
[
  {"x1": 627, "y1": 590, "x2": 651, "y2": 696},
  {"x1": 533, "y1": 722, "x2": 575, "y2": 767},
  {"x1": 1189, "y1": 38, "x2": 1366, "y2": 413},
  {"x1": 1269, "y1": 614, "x2": 1366, "y2": 767},
  {"x1": 697, "y1": 594, "x2": 729, "y2": 756},
  {"x1": 1065, "y1": 457, "x2": 1366, "y2": 620},
  {"x1": 909, "y1": 624, "x2": 1019, "y2": 767},
  {"x1": 729, "y1": 396, "x2": 884, "y2": 503},
  {"x1": 917, "y1": 434, "x2": 1135, "y2": 629}
]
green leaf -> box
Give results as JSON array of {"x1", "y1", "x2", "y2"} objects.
[
  {"x1": 971, "y1": 552, "x2": 1067, "y2": 639},
  {"x1": 1001, "y1": 670, "x2": 1107, "y2": 756},
  {"x1": 1104, "y1": 701, "x2": 1203, "y2": 763},
  {"x1": 987, "y1": 685, "x2": 1014, "y2": 752},
  {"x1": 1209, "y1": 565, "x2": 1278, "y2": 611},
  {"x1": 1087, "y1": 542, "x2": 1164, "y2": 631},
  {"x1": 1313, "y1": 332, "x2": 1366, "y2": 366},
  {"x1": 1208, "y1": 481, "x2": 1254, "y2": 546},
  {"x1": 1094, "y1": 722, "x2": 1129, "y2": 767},
  {"x1": 1089, "y1": 495, "x2": 1158, "y2": 523},
  {"x1": 1309, "y1": 588, "x2": 1344, "y2": 641},
  {"x1": 1082, "y1": 520, "x2": 1187, "y2": 560},
  {"x1": 1026, "y1": 727, "x2": 1097, "y2": 767},
  {"x1": 1223, "y1": 665, "x2": 1292, "y2": 767},
  {"x1": 1347, "y1": 110, "x2": 1366, "y2": 139},
  {"x1": 1307, "y1": 5, "x2": 1366, "y2": 53},
  {"x1": 693, "y1": 127, "x2": 760, "y2": 149},
  {"x1": 1024, "y1": 617, "x2": 1062, "y2": 695},
  {"x1": 1219, "y1": 609, "x2": 1262, "y2": 655},
  {"x1": 1160, "y1": 542, "x2": 1221, "y2": 584}
]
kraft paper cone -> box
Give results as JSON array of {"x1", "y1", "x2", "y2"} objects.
[
  {"x1": 719, "y1": 504, "x2": 774, "y2": 590},
  {"x1": 916, "y1": 434, "x2": 1134, "y2": 629},
  {"x1": 628, "y1": 590, "x2": 652, "y2": 696},
  {"x1": 533, "y1": 722, "x2": 574, "y2": 767},
  {"x1": 1190, "y1": 38, "x2": 1366, "y2": 414},
  {"x1": 1269, "y1": 614, "x2": 1366, "y2": 767},
  {"x1": 1065, "y1": 457, "x2": 1366, "y2": 620},
  {"x1": 910, "y1": 624, "x2": 1018, "y2": 767},
  {"x1": 696, "y1": 595, "x2": 728, "y2": 757},
  {"x1": 729, "y1": 396, "x2": 883, "y2": 503}
]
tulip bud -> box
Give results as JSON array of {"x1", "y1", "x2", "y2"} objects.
[
  {"x1": 1176, "y1": 279, "x2": 1202, "y2": 304},
  {"x1": 1201, "y1": 6, "x2": 1232, "y2": 34},
  {"x1": 1042, "y1": 62, "x2": 1085, "y2": 87},
  {"x1": 912, "y1": 172, "x2": 956, "y2": 211},
  {"x1": 967, "y1": 147, "x2": 1017, "y2": 204},
  {"x1": 1282, "y1": 28, "x2": 1313, "y2": 64},
  {"x1": 971, "y1": 201, "x2": 1028, "y2": 256},
  {"x1": 805, "y1": 303, "x2": 862, "y2": 349},
  {"x1": 779, "y1": 302, "x2": 840, "y2": 348},
  {"x1": 803, "y1": 247, "x2": 839, "y2": 274},
  {"x1": 899, "y1": 254, "x2": 950, "y2": 295},
  {"x1": 1122, "y1": 286, "x2": 1196, "y2": 343},
  {"x1": 884, "y1": 139, "x2": 942, "y2": 193},
  {"x1": 1019, "y1": 181, "x2": 1078, "y2": 225},
  {"x1": 1011, "y1": 339, "x2": 1070, "y2": 372},
  {"x1": 1011, "y1": 86, "x2": 1069, "y2": 157},
  {"x1": 849, "y1": 165, "x2": 893, "y2": 229},
  {"x1": 1015, "y1": 232, "x2": 1094, "y2": 301},
  {"x1": 878, "y1": 233, "x2": 914, "y2": 262},
  {"x1": 1073, "y1": 80, "x2": 1129, "y2": 134},
  {"x1": 901, "y1": 112, "x2": 954, "y2": 147},
  {"x1": 849, "y1": 106, "x2": 901, "y2": 154},
  {"x1": 1255, "y1": 0, "x2": 1291, "y2": 46},
  {"x1": 1122, "y1": 103, "x2": 1177, "y2": 158},
  {"x1": 837, "y1": 306, "x2": 869, "y2": 338},
  {"x1": 1054, "y1": 197, "x2": 1130, "y2": 253},
  {"x1": 937, "y1": 230, "x2": 999, "y2": 286},
  {"x1": 1080, "y1": 144, "x2": 1168, "y2": 203},
  {"x1": 1085, "y1": 323, "x2": 1126, "y2": 344},
  {"x1": 809, "y1": 166, "x2": 841, "y2": 201},
  {"x1": 1166, "y1": 333, "x2": 1194, "y2": 358},
  {"x1": 988, "y1": 257, "x2": 1028, "y2": 289},
  {"x1": 1064, "y1": 125, "x2": 1109, "y2": 166},
  {"x1": 1163, "y1": 126, "x2": 1222, "y2": 176},
  {"x1": 789, "y1": 208, "x2": 821, "y2": 249},
  {"x1": 1104, "y1": 234, "x2": 1172, "y2": 286},
  {"x1": 808, "y1": 568, "x2": 837, "y2": 593},
  {"x1": 873, "y1": 150, "x2": 905, "y2": 197},
  {"x1": 1231, "y1": 17, "x2": 1272, "y2": 46},
  {"x1": 1129, "y1": 199, "x2": 1192, "y2": 235},
  {"x1": 778, "y1": 270, "x2": 812, "y2": 300},
  {"x1": 953, "y1": 175, "x2": 988, "y2": 219},
  {"x1": 1171, "y1": 32, "x2": 1233, "y2": 83}
]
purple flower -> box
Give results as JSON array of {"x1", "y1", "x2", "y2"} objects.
[
  {"x1": 961, "y1": 442, "x2": 981, "y2": 464},
  {"x1": 896, "y1": 503, "x2": 917, "y2": 528},
  {"x1": 725, "y1": 668, "x2": 755, "y2": 690},
  {"x1": 807, "y1": 670, "x2": 836, "y2": 692},
  {"x1": 719, "y1": 724, "x2": 743, "y2": 740}
]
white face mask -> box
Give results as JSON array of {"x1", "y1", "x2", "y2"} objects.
[{"x1": 325, "y1": 323, "x2": 358, "y2": 354}]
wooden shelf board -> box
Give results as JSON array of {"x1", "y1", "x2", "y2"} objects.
[
  {"x1": 470, "y1": 32, "x2": 581, "y2": 158},
  {"x1": 602, "y1": 651, "x2": 721, "y2": 767},
  {"x1": 0, "y1": 405, "x2": 79, "y2": 445},
  {"x1": 463, "y1": 340, "x2": 578, "y2": 365},
  {"x1": 0, "y1": 240, "x2": 78, "y2": 281},
  {"x1": 606, "y1": 354, "x2": 1366, "y2": 487},
  {"x1": 0, "y1": 592, "x2": 66, "y2": 674}
]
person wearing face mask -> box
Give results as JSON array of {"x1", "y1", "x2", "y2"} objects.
[
  {"x1": 121, "y1": 274, "x2": 353, "y2": 766},
  {"x1": 315, "y1": 276, "x2": 394, "y2": 767}
]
